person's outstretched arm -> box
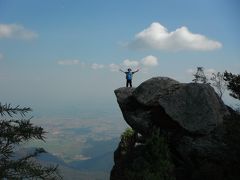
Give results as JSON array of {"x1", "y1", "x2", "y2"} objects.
[{"x1": 133, "y1": 69, "x2": 140, "y2": 73}]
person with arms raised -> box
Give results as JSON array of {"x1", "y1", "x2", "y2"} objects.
[{"x1": 120, "y1": 68, "x2": 139, "y2": 87}]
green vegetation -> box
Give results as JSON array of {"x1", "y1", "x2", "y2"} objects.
[
  {"x1": 0, "y1": 103, "x2": 61, "y2": 179},
  {"x1": 120, "y1": 128, "x2": 175, "y2": 180},
  {"x1": 224, "y1": 71, "x2": 240, "y2": 100},
  {"x1": 192, "y1": 67, "x2": 208, "y2": 83},
  {"x1": 120, "y1": 127, "x2": 136, "y2": 152},
  {"x1": 121, "y1": 127, "x2": 135, "y2": 140},
  {"x1": 223, "y1": 110, "x2": 240, "y2": 180},
  {"x1": 190, "y1": 68, "x2": 240, "y2": 101}
]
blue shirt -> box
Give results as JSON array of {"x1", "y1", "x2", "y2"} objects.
[{"x1": 125, "y1": 71, "x2": 133, "y2": 80}]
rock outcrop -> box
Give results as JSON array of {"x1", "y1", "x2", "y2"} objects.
[{"x1": 111, "y1": 77, "x2": 240, "y2": 180}]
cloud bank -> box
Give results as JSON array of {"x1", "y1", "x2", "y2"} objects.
[
  {"x1": 57, "y1": 59, "x2": 81, "y2": 65},
  {"x1": 91, "y1": 63, "x2": 104, "y2": 70},
  {"x1": 57, "y1": 55, "x2": 158, "y2": 72},
  {"x1": 122, "y1": 59, "x2": 139, "y2": 67},
  {"x1": 128, "y1": 22, "x2": 222, "y2": 51},
  {"x1": 121, "y1": 55, "x2": 158, "y2": 69},
  {"x1": 109, "y1": 63, "x2": 120, "y2": 72},
  {"x1": 0, "y1": 23, "x2": 38, "y2": 40}
]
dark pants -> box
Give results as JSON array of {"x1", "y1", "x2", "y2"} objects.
[{"x1": 126, "y1": 79, "x2": 132, "y2": 87}]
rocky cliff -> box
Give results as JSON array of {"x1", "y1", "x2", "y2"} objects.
[{"x1": 111, "y1": 77, "x2": 240, "y2": 180}]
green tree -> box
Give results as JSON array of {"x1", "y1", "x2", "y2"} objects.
[
  {"x1": 0, "y1": 103, "x2": 61, "y2": 179},
  {"x1": 224, "y1": 71, "x2": 240, "y2": 100},
  {"x1": 192, "y1": 67, "x2": 208, "y2": 84}
]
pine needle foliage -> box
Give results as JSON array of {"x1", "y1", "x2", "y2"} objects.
[{"x1": 0, "y1": 103, "x2": 61, "y2": 179}]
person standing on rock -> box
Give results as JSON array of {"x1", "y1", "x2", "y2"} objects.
[{"x1": 120, "y1": 68, "x2": 139, "y2": 87}]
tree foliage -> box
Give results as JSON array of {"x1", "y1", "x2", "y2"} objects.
[
  {"x1": 210, "y1": 72, "x2": 227, "y2": 99},
  {"x1": 120, "y1": 128, "x2": 137, "y2": 152},
  {"x1": 224, "y1": 71, "x2": 240, "y2": 100},
  {"x1": 192, "y1": 67, "x2": 208, "y2": 84},
  {"x1": 0, "y1": 103, "x2": 61, "y2": 179},
  {"x1": 121, "y1": 128, "x2": 175, "y2": 180}
]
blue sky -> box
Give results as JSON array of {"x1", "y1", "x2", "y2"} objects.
[{"x1": 0, "y1": 0, "x2": 239, "y2": 112}]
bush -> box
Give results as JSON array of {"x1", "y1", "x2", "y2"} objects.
[
  {"x1": 123, "y1": 129, "x2": 175, "y2": 180},
  {"x1": 120, "y1": 128, "x2": 136, "y2": 152}
]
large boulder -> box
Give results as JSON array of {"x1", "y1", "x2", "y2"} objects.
[
  {"x1": 115, "y1": 77, "x2": 229, "y2": 135},
  {"x1": 112, "y1": 77, "x2": 240, "y2": 180}
]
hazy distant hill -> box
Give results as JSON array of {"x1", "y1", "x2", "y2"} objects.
[
  {"x1": 39, "y1": 151, "x2": 110, "y2": 180},
  {"x1": 15, "y1": 148, "x2": 109, "y2": 180},
  {"x1": 69, "y1": 151, "x2": 113, "y2": 172}
]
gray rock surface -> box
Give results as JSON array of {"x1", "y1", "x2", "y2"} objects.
[
  {"x1": 115, "y1": 77, "x2": 229, "y2": 135},
  {"x1": 112, "y1": 76, "x2": 240, "y2": 180}
]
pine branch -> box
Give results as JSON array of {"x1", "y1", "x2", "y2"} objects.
[
  {"x1": 0, "y1": 102, "x2": 61, "y2": 179},
  {"x1": 0, "y1": 119, "x2": 46, "y2": 144},
  {"x1": 0, "y1": 103, "x2": 31, "y2": 117}
]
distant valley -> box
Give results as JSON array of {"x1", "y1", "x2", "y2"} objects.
[{"x1": 23, "y1": 109, "x2": 127, "y2": 179}]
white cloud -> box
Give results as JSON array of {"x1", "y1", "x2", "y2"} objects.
[
  {"x1": 56, "y1": 55, "x2": 158, "y2": 72},
  {"x1": 141, "y1": 55, "x2": 158, "y2": 67},
  {"x1": 119, "y1": 55, "x2": 158, "y2": 72},
  {"x1": 122, "y1": 59, "x2": 139, "y2": 67},
  {"x1": 129, "y1": 22, "x2": 222, "y2": 51},
  {"x1": 91, "y1": 63, "x2": 104, "y2": 70},
  {"x1": 0, "y1": 23, "x2": 38, "y2": 40},
  {"x1": 57, "y1": 59, "x2": 80, "y2": 65},
  {"x1": 109, "y1": 63, "x2": 119, "y2": 72}
]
